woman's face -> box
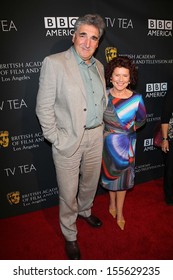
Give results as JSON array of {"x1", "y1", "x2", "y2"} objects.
[{"x1": 111, "y1": 67, "x2": 130, "y2": 91}]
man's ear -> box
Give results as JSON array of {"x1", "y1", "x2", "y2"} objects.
[{"x1": 72, "y1": 33, "x2": 75, "y2": 43}]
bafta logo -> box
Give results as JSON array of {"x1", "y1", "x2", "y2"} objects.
[
  {"x1": 7, "y1": 191, "x2": 20, "y2": 205},
  {"x1": 105, "y1": 47, "x2": 117, "y2": 63},
  {"x1": 0, "y1": 130, "x2": 9, "y2": 148}
]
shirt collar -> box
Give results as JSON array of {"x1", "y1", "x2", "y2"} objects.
[{"x1": 72, "y1": 46, "x2": 96, "y2": 66}]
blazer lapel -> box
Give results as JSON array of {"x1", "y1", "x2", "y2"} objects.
[{"x1": 65, "y1": 48, "x2": 87, "y2": 100}]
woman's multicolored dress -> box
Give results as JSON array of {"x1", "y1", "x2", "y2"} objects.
[{"x1": 101, "y1": 91, "x2": 146, "y2": 191}]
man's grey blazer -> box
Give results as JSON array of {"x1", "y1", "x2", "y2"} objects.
[{"x1": 36, "y1": 47, "x2": 107, "y2": 157}]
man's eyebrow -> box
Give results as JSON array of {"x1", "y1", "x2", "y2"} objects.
[
  {"x1": 78, "y1": 32, "x2": 99, "y2": 40},
  {"x1": 78, "y1": 32, "x2": 87, "y2": 35}
]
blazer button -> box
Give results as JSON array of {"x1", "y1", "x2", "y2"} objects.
[{"x1": 84, "y1": 108, "x2": 87, "y2": 111}]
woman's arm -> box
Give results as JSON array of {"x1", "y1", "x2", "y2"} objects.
[{"x1": 161, "y1": 123, "x2": 169, "y2": 152}]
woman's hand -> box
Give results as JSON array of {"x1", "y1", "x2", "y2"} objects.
[{"x1": 161, "y1": 139, "x2": 169, "y2": 153}]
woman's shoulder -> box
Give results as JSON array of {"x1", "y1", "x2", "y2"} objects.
[
  {"x1": 132, "y1": 91, "x2": 140, "y2": 96},
  {"x1": 125, "y1": 90, "x2": 142, "y2": 100},
  {"x1": 131, "y1": 91, "x2": 143, "y2": 99}
]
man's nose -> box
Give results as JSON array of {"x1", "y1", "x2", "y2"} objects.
[{"x1": 85, "y1": 38, "x2": 91, "y2": 47}]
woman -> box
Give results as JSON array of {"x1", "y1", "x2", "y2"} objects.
[
  {"x1": 161, "y1": 88, "x2": 173, "y2": 205},
  {"x1": 101, "y1": 56, "x2": 146, "y2": 230}
]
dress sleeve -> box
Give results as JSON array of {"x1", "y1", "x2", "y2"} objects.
[{"x1": 135, "y1": 94, "x2": 147, "y2": 129}]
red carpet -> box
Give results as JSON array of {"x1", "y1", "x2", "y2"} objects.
[{"x1": 1, "y1": 178, "x2": 173, "y2": 260}]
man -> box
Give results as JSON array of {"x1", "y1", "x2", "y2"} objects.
[{"x1": 36, "y1": 14, "x2": 107, "y2": 260}]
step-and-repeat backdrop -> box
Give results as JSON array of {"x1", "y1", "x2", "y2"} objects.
[{"x1": 1, "y1": 0, "x2": 173, "y2": 218}]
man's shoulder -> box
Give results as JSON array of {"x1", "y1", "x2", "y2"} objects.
[
  {"x1": 45, "y1": 49, "x2": 71, "y2": 62},
  {"x1": 95, "y1": 57, "x2": 103, "y2": 65},
  {"x1": 94, "y1": 58, "x2": 104, "y2": 72}
]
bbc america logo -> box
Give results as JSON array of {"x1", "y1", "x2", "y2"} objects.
[
  {"x1": 146, "y1": 82, "x2": 167, "y2": 92},
  {"x1": 44, "y1": 17, "x2": 78, "y2": 29},
  {"x1": 148, "y1": 19, "x2": 172, "y2": 36},
  {"x1": 144, "y1": 139, "x2": 153, "y2": 147},
  {"x1": 148, "y1": 19, "x2": 172, "y2": 30}
]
